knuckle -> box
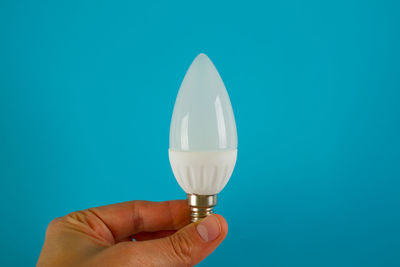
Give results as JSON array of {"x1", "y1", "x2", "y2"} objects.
[
  {"x1": 64, "y1": 210, "x2": 89, "y2": 223},
  {"x1": 47, "y1": 210, "x2": 90, "y2": 232},
  {"x1": 46, "y1": 217, "x2": 63, "y2": 233},
  {"x1": 168, "y1": 232, "x2": 193, "y2": 265}
]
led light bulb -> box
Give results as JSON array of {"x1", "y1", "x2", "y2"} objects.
[{"x1": 169, "y1": 53, "x2": 237, "y2": 222}]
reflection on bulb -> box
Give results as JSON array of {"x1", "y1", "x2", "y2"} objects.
[{"x1": 169, "y1": 53, "x2": 237, "y2": 222}]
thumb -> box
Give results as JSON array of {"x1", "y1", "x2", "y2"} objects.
[{"x1": 133, "y1": 214, "x2": 228, "y2": 267}]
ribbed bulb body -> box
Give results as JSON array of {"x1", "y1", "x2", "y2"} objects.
[{"x1": 169, "y1": 53, "x2": 237, "y2": 222}]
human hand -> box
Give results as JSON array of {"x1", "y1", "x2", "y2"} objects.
[{"x1": 37, "y1": 200, "x2": 228, "y2": 267}]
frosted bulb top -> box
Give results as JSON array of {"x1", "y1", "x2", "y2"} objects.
[{"x1": 170, "y1": 53, "x2": 237, "y2": 151}]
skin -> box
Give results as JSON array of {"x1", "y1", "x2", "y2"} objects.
[{"x1": 37, "y1": 200, "x2": 228, "y2": 267}]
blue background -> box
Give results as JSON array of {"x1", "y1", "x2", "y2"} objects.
[{"x1": 1, "y1": 0, "x2": 399, "y2": 266}]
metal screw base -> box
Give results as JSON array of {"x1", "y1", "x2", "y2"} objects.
[{"x1": 187, "y1": 194, "x2": 217, "y2": 223}]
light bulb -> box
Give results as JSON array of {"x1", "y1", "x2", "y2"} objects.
[{"x1": 169, "y1": 53, "x2": 237, "y2": 222}]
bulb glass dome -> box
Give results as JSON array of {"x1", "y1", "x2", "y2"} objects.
[{"x1": 169, "y1": 53, "x2": 237, "y2": 151}]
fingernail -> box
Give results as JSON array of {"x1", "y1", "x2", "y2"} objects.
[{"x1": 196, "y1": 215, "x2": 221, "y2": 242}]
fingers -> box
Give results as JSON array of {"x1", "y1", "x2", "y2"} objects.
[
  {"x1": 128, "y1": 214, "x2": 228, "y2": 267},
  {"x1": 85, "y1": 200, "x2": 190, "y2": 242}
]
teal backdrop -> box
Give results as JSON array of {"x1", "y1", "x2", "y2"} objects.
[{"x1": 1, "y1": 1, "x2": 399, "y2": 266}]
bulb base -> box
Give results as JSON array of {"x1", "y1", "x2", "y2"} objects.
[{"x1": 187, "y1": 194, "x2": 217, "y2": 223}]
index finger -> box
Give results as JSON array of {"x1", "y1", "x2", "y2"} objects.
[{"x1": 88, "y1": 200, "x2": 190, "y2": 242}]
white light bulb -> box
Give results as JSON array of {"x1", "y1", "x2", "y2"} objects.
[{"x1": 169, "y1": 53, "x2": 237, "y2": 222}]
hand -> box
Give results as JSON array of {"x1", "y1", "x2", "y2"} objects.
[{"x1": 37, "y1": 200, "x2": 228, "y2": 267}]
